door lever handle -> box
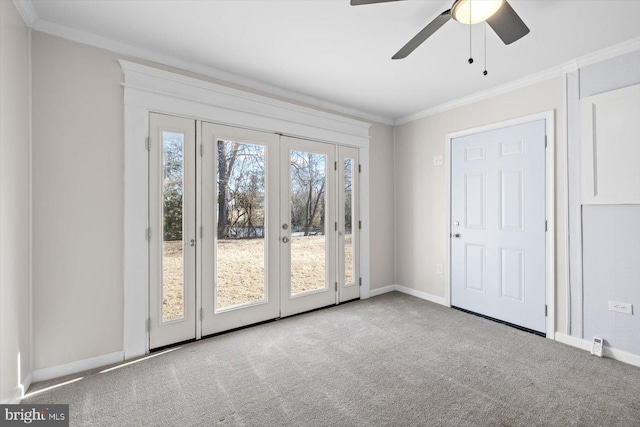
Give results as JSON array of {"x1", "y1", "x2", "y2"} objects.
[{"x1": 451, "y1": 233, "x2": 461, "y2": 238}]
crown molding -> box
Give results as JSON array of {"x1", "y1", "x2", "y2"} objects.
[
  {"x1": 574, "y1": 36, "x2": 640, "y2": 69},
  {"x1": 394, "y1": 36, "x2": 640, "y2": 125},
  {"x1": 12, "y1": 0, "x2": 37, "y2": 26},
  {"x1": 27, "y1": 15, "x2": 393, "y2": 126},
  {"x1": 394, "y1": 66, "x2": 564, "y2": 125}
]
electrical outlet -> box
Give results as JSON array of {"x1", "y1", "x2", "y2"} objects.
[
  {"x1": 433, "y1": 155, "x2": 443, "y2": 166},
  {"x1": 608, "y1": 301, "x2": 633, "y2": 315},
  {"x1": 437, "y1": 264, "x2": 444, "y2": 275}
]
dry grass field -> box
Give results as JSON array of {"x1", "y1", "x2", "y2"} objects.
[{"x1": 162, "y1": 235, "x2": 353, "y2": 319}]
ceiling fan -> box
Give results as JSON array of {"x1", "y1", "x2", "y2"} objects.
[{"x1": 351, "y1": 0, "x2": 529, "y2": 60}]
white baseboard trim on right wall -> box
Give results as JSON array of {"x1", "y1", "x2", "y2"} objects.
[
  {"x1": 368, "y1": 284, "x2": 449, "y2": 307},
  {"x1": 555, "y1": 333, "x2": 640, "y2": 368}
]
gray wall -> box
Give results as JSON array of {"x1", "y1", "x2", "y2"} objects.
[
  {"x1": 30, "y1": 31, "x2": 395, "y2": 370},
  {"x1": 574, "y1": 50, "x2": 640, "y2": 354},
  {"x1": 0, "y1": 1, "x2": 31, "y2": 403},
  {"x1": 582, "y1": 206, "x2": 640, "y2": 354}
]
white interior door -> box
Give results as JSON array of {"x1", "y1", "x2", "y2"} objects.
[
  {"x1": 450, "y1": 120, "x2": 546, "y2": 333},
  {"x1": 338, "y1": 146, "x2": 360, "y2": 303},
  {"x1": 149, "y1": 113, "x2": 197, "y2": 349},
  {"x1": 280, "y1": 136, "x2": 337, "y2": 317},
  {"x1": 200, "y1": 123, "x2": 280, "y2": 336}
]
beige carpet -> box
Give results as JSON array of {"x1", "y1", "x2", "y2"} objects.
[{"x1": 24, "y1": 292, "x2": 640, "y2": 426}]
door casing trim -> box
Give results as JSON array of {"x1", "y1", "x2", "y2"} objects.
[
  {"x1": 444, "y1": 111, "x2": 556, "y2": 340},
  {"x1": 121, "y1": 60, "x2": 372, "y2": 359}
]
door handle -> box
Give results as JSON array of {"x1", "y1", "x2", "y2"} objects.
[
  {"x1": 282, "y1": 236, "x2": 290, "y2": 243},
  {"x1": 190, "y1": 239, "x2": 196, "y2": 247},
  {"x1": 451, "y1": 233, "x2": 461, "y2": 238}
]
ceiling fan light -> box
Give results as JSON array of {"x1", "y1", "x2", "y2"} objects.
[{"x1": 452, "y1": 0, "x2": 504, "y2": 25}]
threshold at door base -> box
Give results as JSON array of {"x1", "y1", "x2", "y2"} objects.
[
  {"x1": 283, "y1": 298, "x2": 361, "y2": 320},
  {"x1": 202, "y1": 317, "x2": 281, "y2": 341},
  {"x1": 452, "y1": 306, "x2": 545, "y2": 337},
  {"x1": 150, "y1": 338, "x2": 197, "y2": 353},
  {"x1": 153, "y1": 298, "x2": 363, "y2": 352}
]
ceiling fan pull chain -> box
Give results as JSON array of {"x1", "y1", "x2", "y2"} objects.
[
  {"x1": 483, "y1": 22, "x2": 488, "y2": 76},
  {"x1": 468, "y1": 0, "x2": 473, "y2": 64}
]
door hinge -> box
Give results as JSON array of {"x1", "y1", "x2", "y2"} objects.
[
  {"x1": 545, "y1": 305, "x2": 548, "y2": 317},
  {"x1": 358, "y1": 220, "x2": 362, "y2": 230},
  {"x1": 334, "y1": 161, "x2": 337, "y2": 171},
  {"x1": 200, "y1": 144, "x2": 204, "y2": 157},
  {"x1": 358, "y1": 164, "x2": 361, "y2": 173},
  {"x1": 147, "y1": 318, "x2": 151, "y2": 332},
  {"x1": 145, "y1": 137, "x2": 150, "y2": 151},
  {"x1": 200, "y1": 308, "x2": 203, "y2": 321},
  {"x1": 335, "y1": 222, "x2": 338, "y2": 231},
  {"x1": 146, "y1": 227, "x2": 151, "y2": 241},
  {"x1": 200, "y1": 226, "x2": 203, "y2": 239},
  {"x1": 359, "y1": 277, "x2": 362, "y2": 287},
  {"x1": 335, "y1": 282, "x2": 338, "y2": 292},
  {"x1": 545, "y1": 135, "x2": 548, "y2": 148},
  {"x1": 545, "y1": 220, "x2": 548, "y2": 232}
]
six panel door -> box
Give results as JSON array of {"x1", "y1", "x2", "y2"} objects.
[{"x1": 450, "y1": 120, "x2": 546, "y2": 333}]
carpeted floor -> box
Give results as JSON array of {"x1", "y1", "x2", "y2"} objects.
[{"x1": 23, "y1": 292, "x2": 640, "y2": 426}]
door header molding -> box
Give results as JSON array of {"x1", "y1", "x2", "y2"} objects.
[{"x1": 120, "y1": 60, "x2": 371, "y2": 148}]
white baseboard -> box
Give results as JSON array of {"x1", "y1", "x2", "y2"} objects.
[
  {"x1": 555, "y1": 333, "x2": 640, "y2": 368},
  {"x1": 31, "y1": 351, "x2": 124, "y2": 383},
  {"x1": 369, "y1": 285, "x2": 395, "y2": 297},
  {"x1": 554, "y1": 332, "x2": 592, "y2": 351},
  {"x1": 369, "y1": 284, "x2": 449, "y2": 307},
  {"x1": 394, "y1": 285, "x2": 449, "y2": 306}
]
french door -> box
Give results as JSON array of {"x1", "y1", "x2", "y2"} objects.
[
  {"x1": 148, "y1": 113, "x2": 197, "y2": 349},
  {"x1": 200, "y1": 123, "x2": 280, "y2": 335},
  {"x1": 149, "y1": 114, "x2": 359, "y2": 349},
  {"x1": 280, "y1": 136, "x2": 337, "y2": 317}
]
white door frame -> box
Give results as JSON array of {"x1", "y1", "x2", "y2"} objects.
[
  {"x1": 121, "y1": 60, "x2": 371, "y2": 359},
  {"x1": 444, "y1": 111, "x2": 556, "y2": 339}
]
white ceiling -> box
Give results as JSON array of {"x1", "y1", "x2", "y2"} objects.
[{"x1": 19, "y1": 0, "x2": 640, "y2": 124}]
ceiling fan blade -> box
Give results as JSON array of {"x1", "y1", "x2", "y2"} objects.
[
  {"x1": 351, "y1": 0, "x2": 403, "y2": 5},
  {"x1": 392, "y1": 10, "x2": 451, "y2": 60},
  {"x1": 486, "y1": 1, "x2": 529, "y2": 45}
]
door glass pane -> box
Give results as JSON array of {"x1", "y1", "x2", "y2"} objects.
[
  {"x1": 344, "y1": 157, "x2": 354, "y2": 285},
  {"x1": 216, "y1": 140, "x2": 267, "y2": 310},
  {"x1": 162, "y1": 131, "x2": 184, "y2": 322},
  {"x1": 290, "y1": 150, "x2": 327, "y2": 295}
]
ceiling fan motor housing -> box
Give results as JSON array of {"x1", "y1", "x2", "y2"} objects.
[{"x1": 451, "y1": 0, "x2": 505, "y2": 24}]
